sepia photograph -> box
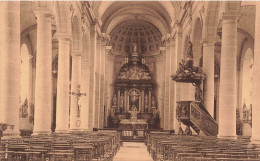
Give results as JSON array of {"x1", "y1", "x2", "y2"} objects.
[{"x1": 1, "y1": 0, "x2": 260, "y2": 160}]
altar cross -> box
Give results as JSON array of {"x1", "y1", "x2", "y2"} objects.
[{"x1": 71, "y1": 85, "x2": 86, "y2": 117}]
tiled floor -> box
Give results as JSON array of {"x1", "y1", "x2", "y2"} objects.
[{"x1": 113, "y1": 142, "x2": 153, "y2": 161}]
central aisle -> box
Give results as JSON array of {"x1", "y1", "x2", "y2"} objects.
[{"x1": 113, "y1": 142, "x2": 153, "y2": 161}]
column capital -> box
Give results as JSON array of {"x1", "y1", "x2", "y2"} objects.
[
  {"x1": 56, "y1": 33, "x2": 72, "y2": 41},
  {"x1": 221, "y1": 11, "x2": 241, "y2": 20},
  {"x1": 201, "y1": 36, "x2": 216, "y2": 46},
  {"x1": 33, "y1": 8, "x2": 53, "y2": 18},
  {"x1": 71, "y1": 51, "x2": 82, "y2": 57}
]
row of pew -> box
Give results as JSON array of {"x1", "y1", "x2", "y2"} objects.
[
  {"x1": 0, "y1": 131, "x2": 121, "y2": 161},
  {"x1": 145, "y1": 132, "x2": 260, "y2": 161}
]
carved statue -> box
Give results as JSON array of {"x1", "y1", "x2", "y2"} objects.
[
  {"x1": 152, "y1": 108, "x2": 159, "y2": 119},
  {"x1": 151, "y1": 96, "x2": 156, "y2": 107},
  {"x1": 133, "y1": 42, "x2": 137, "y2": 53},
  {"x1": 249, "y1": 104, "x2": 252, "y2": 122},
  {"x1": 195, "y1": 85, "x2": 203, "y2": 101},
  {"x1": 120, "y1": 94, "x2": 124, "y2": 113},
  {"x1": 130, "y1": 105, "x2": 138, "y2": 122},
  {"x1": 184, "y1": 126, "x2": 192, "y2": 135},
  {"x1": 144, "y1": 94, "x2": 148, "y2": 109},
  {"x1": 242, "y1": 101, "x2": 248, "y2": 121},
  {"x1": 112, "y1": 95, "x2": 117, "y2": 106},
  {"x1": 186, "y1": 41, "x2": 193, "y2": 59},
  {"x1": 130, "y1": 90, "x2": 139, "y2": 103},
  {"x1": 178, "y1": 126, "x2": 184, "y2": 135},
  {"x1": 20, "y1": 98, "x2": 28, "y2": 118}
]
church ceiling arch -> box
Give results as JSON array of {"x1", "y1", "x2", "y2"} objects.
[
  {"x1": 98, "y1": 1, "x2": 175, "y2": 23},
  {"x1": 100, "y1": 2, "x2": 173, "y2": 35},
  {"x1": 110, "y1": 20, "x2": 162, "y2": 55}
]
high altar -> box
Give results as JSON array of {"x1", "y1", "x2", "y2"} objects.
[{"x1": 108, "y1": 45, "x2": 160, "y2": 136}]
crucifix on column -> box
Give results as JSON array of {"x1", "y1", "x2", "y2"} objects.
[{"x1": 71, "y1": 85, "x2": 86, "y2": 117}]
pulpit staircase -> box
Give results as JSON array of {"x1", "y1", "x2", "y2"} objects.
[{"x1": 177, "y1": 101, "x2": 218, "y2": 136}]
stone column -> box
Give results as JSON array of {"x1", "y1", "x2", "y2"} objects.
[
  {"x1": 55, "y1": 35, "x2": 71, "y2": 133},
  {"x1": 88, "y1": 24, "x2": 97, "y2": 130},
  {"x1": 124, "y1": 90, "x2": 127, "y2": 113},
  {"x1": 117, "y1": 88, "x2": 120, "y2": 112},
  {"x1": 164, "y1": 40, "x2": 171, "y2": 130},
  {"x1": 94, "y1": 37, "x2": 101, "y2": 128},
  {"x1": 174, "y1": 24, "x2": 183, "y2": 130},
  {"x1": 127, "y1": 90, "x2": 130, "y2": 112},
  {"x1": 99, "y1": 40, "x2": 106, "y2": 128},
  {"x1": 33, "y1": 8, "x2": 53, "y2": 135},
  {"x1": 70, "y1": 53, "x2": 82, "y2": 131},
  {"x1": 141, "y1": 89, "x2": 145, "y2": 113},
  {"x1": 81, "y1": 33, "x2": 90, "y2": 130},
  {"x1": 202, "y1": 37, "x2": 215, "y2": 117},
  {"x1": 252, "y1": 2, "x2": 260, "y2": 142},
  {"x1": 169, "y1": 39, "x2": 176, "y2": 130},
  {"x1": 0, "y1": 2, "x2": 20, "y2": 137},
  {"x1": 148, "y1": 88, "x2": 152, "y2": 113},
  {"x1": 218, "y1": 13, "x2": 239, "y2": 138}
]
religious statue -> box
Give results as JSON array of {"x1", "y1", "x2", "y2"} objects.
[
  {"x1": 184, "y1": 126, "x2": 192, "y2": 135},
  {"x1": 242, "y1": 100, "x2": 248, "y2": 121},
  {"x1": 249, "y1": 104, "x2": 252, "y2": 122},
  {"x1": 130, "y1": 105, "x2": 138, "y2": 122},
  {"x1": 152, "y1": 108, "x2": 159, "y2": 119},
  {"x1": 109, "y1": 108, "x2": 115, "y2": 118},
  {"x1": 120, "y1": 94, "x2": 124, "y2": 114},
  {"x1": 20, "y1": 97, "x2": 28, "y2": 118},
  {"x1": 112, "y1": 95, "x2": 117, "y2": 106},
  {"x1": 71, "y1": 85, "x2": 86, "y2": 118},
  {"x1": 130, "y1": 90, "x2": 139, "y2": 104},
  {"x1": 133, "y1": 42, "x2": 137, "y2": 53},
  {"x1": 186, "y1": 41, "x2": 193, "y2": 59},
  {"x1": 195, "y1": 84, "x2": 203, "y2": 102},
  {"x1": 151, "y1": 96, "x2": 156, "y2": 108},
  {"x1": 178, "y1": 126, "x2": 184, "y2": 135},
  {"x1": 144, "y1": 94, "x2": 148, "y2": 112},
  {"x1": 125, "y1": 57, "x2": 129, "y2": 64},
  {"x1": 142, "y1": 58, "x2": 145, "y2": 64}
]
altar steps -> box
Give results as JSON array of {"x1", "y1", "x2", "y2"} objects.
[{"x1": 122, "y1": 138, "x2": 144, "y2": 142}]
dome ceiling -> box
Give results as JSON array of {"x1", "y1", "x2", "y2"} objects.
[{"x1": 110, "y1": 20, "x2": 162, "y2": 55}]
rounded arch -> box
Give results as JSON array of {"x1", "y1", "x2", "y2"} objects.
[
  {"x1": 101, "y1": 2, "x2": 172, "y2": 35},
  {"x1": 203, "y1": 1, "x2": 220, "y2": 38},
  {"x1": 54, "y1": 1, "x2": 71, "y2": 34},
  {"x1": 192, "y1": 18, "x2": 203, "y2": 67}
]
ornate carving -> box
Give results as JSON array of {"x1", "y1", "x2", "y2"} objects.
[
  {"x1": 191, "y1": 105, "x2": 200, "y2": 120},
  {"x1": 20, "y1": 98, "x2": 29, "y2": 118},
  {"x1": 118, "y1": 65, "x2": 151, "y2": 80},
  {"x1": 171, "y1": 42, "x2": 205, "y2": 85},
  {"x1": 176, "y1": 102, "x2": 190, "y2": 120}
]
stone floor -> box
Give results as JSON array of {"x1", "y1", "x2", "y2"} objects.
[{"x1": 113, "y1": 142, "x2": 153, "y2": 161}]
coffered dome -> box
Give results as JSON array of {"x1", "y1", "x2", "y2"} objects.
[{"x1": 110, "y1": 20, "x2": 162, "y2": 55}]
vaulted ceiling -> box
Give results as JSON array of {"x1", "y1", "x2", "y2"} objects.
[{"x1": 93, "y1": 1, "x2": 181, "y2": 35}]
